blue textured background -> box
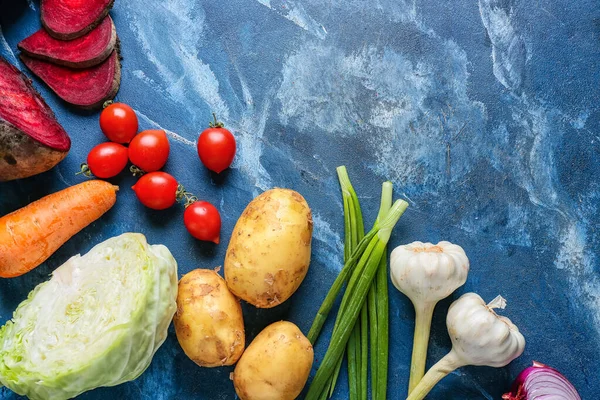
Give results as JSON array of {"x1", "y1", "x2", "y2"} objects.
[{"x1": 0, "y1": 0, "x2": 598, "y2": 398}]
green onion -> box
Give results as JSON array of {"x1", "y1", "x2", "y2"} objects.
[
  {"x1": 375, "y1": 252, "x2": 390, "y2": 399},
  {"x1": 368, "y1": 282, "x2": 378, "y2": 398},
  {"x1": 327, "y1": 357, "x2": 343, "y2": 398},
  {"x1": 359, "y1": 304, "x2": 368, "y2": 400},
  {"x1": 348, "y1": 324, "x2": 360, "y2": 399},
  {"x1": 307, "y1": 228, "x2": 377, "y2": 344},
  {"x1": 305, "y1": 198, "x2": 408, "y2": 400},
  {"x1": 318, "y1": 387, "x2": 329, "y2": 400},
  {"x1": 309, "y1": 170, "x2": 402, "y2": 400},
  {"x1": 374, "y1": 181, "x2": 392, "y2": 400},
  {"x1": 337, "y1": 166, "x2": 365, "y2": 400}
]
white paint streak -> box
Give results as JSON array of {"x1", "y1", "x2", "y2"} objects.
[
  {"x1": 125, "y1": 1, "x2": 228, "y2": 122},
  {"x1": 278, "y1": 44, "x2": 356, "y2": 134},
  {"x1": 312, "y1": 213, "x2": 343, "y2": 271},
  {"x1": 212, "y1": 64, "x2": 274, "y2": 194},
  {"x1": 235, "y1": 65, "x2": 254, "y2": 108},
  {"x1": 278, "y1": 41, "x2": 485, "y2": 184},
  {"x1": 486, "y1": 93, "x2": 570, "y2": 220},
  {"x1": 132, "y1": 70, "x2": 156, "y2": 86},
  {"x1": 134, "y1": 110, "x2": 196, "y2": 147},
  {"x1": 478, "y1": 0, "x2": 527, "y2": 92},
  {"x1": 254, "y1": 0, "x2": 327, "y2": 39},
  {"x1": 570, "y1": 110, "x2": 589, "y2": 130},
  {"x1": 230, "y1": 86, "x2": 274, "y2": 194},
  {"x1": 555, "y1": 223, "x2": 600, "y2": 333},
  {"x1": 0, "y1": 25, "x2": 17, "y2": 65}
]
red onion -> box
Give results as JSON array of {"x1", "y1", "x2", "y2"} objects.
[{"x1": 502, "y1": 361, "x2": 581, "y2": 400}]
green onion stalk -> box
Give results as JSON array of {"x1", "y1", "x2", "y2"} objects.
[
  {"x1": 331, "y1": 166, "x2": 366, "y2": 399},
  {"x1": 375, "y1": 250, "x2": 390, "y2": 400},
  {"x1": 359, "y1": 304, "x2": 368, "y2": 400},
  {"x1": 307, "y1": 227, "x2": 378, "y2": 345},
  {"x1": 326, "y1": 169, "x2": 392, "y2": 400},
  {"x1": 371, "y1": 181, "x2": 393, "y2": 400},
  {"x1": 305, "y1": 196, "x2": 408, "y2": 400},
  {"x1": 342, "y1": 167, "x2": 367, "y2": 400}
]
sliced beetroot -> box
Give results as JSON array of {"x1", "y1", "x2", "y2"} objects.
[
  {"x1": 0, "y1": 56, "x2": 71, "y2": 181},
  {"x1": 20, "y1": 50, "x2": 121, "y2": 109},
  {"x1": 18, "y1": 16, "x2": 116, "y2": 69},
  {"x1": 41, "y1": 0, "x2": 114, "y2": 40}
]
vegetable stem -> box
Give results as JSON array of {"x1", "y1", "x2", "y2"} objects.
[
  {"x1": 380, "y1": 200, "x2": 408, "y2": 236},
  {"x1": 328, "y1": 357, "x2": 343, "y2": 398},
  {"x1": 360, "y1": 304, "x2": 368, "y2": 400},
  {"x1": 374, "y1": 181, "x2": 392, "y2": 400},
  {"x1": 348, "y1": 328, "x2": 360, "y2": 400},
  {"x1": 377, "y1": 182, "x2": 394, "y2": 221},
  {"x1": 367, "y1": 282, "x2": 378, "y2": 399},
  {"x1": 308, "y1": 187, "x2": 401, "y2": 345},
  {"x1": 406, "y1": 351, "x2": 463, "y2": 400},
  {"x1": 408, "y1": 302, "x2": 436, "y2": 393},
  {"x1": 318, "y1": 387, "x2": 329, "y2": 400},
  {"x1": 375, "y1": 252, "x2": 389, "y2": 400},
  {"x1": 306, "y1": 200, "x2": 408, "y2": 400},
  {"x1": 335, "y1": 165, "x2": 366, "y2": 399},
  {"x1": 342, "y1": 195, "x2": 352, "y2": 260},
  {"x1": 307, "y1": 228, "x2": 377, "y2": 344},
  {"x1": 306, "y1": 239, "x2": 388, "y2": 399},
  {"x1": 333, "y1": 237, "x2": 379, "y2": 326}
]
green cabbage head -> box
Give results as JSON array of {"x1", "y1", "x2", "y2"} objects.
[{"x1": 0, "y1": 233, "x2": 178, "y2": 400}]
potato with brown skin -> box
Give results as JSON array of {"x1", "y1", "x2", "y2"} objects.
[
  {"x1": 225, "y1": 188, "x2": 313, "y2": 308},
  {"x1": 173, "y1": 269, "x2": 245, "y2": 367},
  {"x1": 233, "y1": 321, "x2": 313, "y2": 400}
]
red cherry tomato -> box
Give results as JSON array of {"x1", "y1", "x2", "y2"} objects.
[
  {"x1": 184, "y1": 201, "x2": 221, "y2": 243},
  {"x1": 86, "y1": 142, "x2": 128, "y2": 178},
  {"x1": 99, "y1": 103, "x2": 138, "y2": 143},
  {"x1": 197, "y1": 115, "x2": 236, "y2": 173},
  {"x1": 129, "y1": 129, "x2": 170, "y2": 172},
  {"x1": 132, "y1": 172, "x2": 178, "y2": 210}
]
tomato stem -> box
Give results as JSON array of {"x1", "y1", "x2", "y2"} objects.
[
  {"x1": 209, "y1": 112, "x2": 225, "y2": 128},
  {"x1": 76, "y1": 163, "x2": 92, "y2": 177},
  {"x1": 130, "y1": 165, "x2": 146, "y2": 177},
  {"x1": 176, "y1": 184, "x2": 198, "y2": 207},
  {"x1": 102, "y1": 100, "x2": 114, "y2": 109}
]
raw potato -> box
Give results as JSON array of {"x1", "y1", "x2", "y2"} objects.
[
  {"x1": 173, "y1": 269, "x2": 245, "y2": 367},
  {"x1": 225, "y1": 188, "x2": 313, "y2": 308},
  {"x1": 233, "y1": 321, "x2": 313, "y2": 400}
]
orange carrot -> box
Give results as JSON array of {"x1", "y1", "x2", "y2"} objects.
[{"x1": 0, "y1": 180, "x2": 118, "y2": 278}]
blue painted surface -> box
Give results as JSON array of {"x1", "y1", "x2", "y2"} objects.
[{"x1": 0, "y1": 0, "x2": 598, "y2": 398}]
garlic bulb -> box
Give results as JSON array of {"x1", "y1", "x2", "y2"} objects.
[
  {"x1": 447, "y1": 293, "x2": 525, "y2": 367},
  {"x1": 406, "y1": 293, "x2": 526, "y2": 400},
  {"x1": 390, "y1": 241, "x2": 469, "y2": 392},
  {"x1": 390, "y1": 241, "x2": 469, "y2": 303}
]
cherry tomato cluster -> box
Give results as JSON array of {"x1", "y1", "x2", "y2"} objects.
[
  {"x1": 81, "y1": 102, "x2": 237, "y2": 244},
  {"x1": 88, "y1": 103, "x2": 169, "y2": 177}
]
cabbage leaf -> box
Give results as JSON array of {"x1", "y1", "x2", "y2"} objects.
[{"x1": 0, "y1": 233, "x2": 178, "y2": 400}]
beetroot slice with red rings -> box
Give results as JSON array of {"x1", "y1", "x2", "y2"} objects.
[
  {"x1": 41, "y1": 0, "x2": 114, "y2": 40},
  {"x1": 0, "y1": 57, "x2": 71, "y2": 181},
  {"x1": 18, "y1": 16, "x2": 116, "y2": 69},
  {"x1": 20, "y1": 50, "x2": 121, "y2": 110}
]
